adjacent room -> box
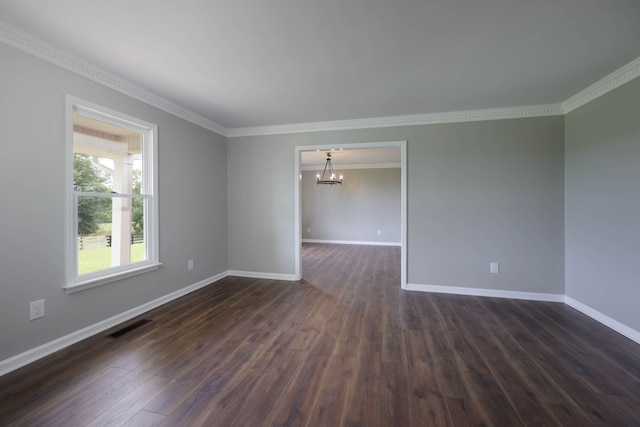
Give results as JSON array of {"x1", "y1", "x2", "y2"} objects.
[{"x1": 1, "y1": 0, "x2": 640, "y2": 425}]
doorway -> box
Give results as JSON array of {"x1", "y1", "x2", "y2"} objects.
[{"x1": 294, "y1": 141, "x2": 407, "y2": 288}]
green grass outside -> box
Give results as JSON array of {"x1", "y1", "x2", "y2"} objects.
[{"x1": 78, "y1": 243, "x2": 145, "y2": 275}]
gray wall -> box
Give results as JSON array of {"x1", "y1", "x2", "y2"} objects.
[
  {"x1": 302, "y1": 168, "x2": 401, "y2": 243},
  {"x1": 0, "y1": 43, "x2": 228, "y2": 361},
  {"x1": 565, "y1": 77, "x2": 640, "y2": 332},
  {"x1": 1, "y1": 36, "x2": 582, "y2": 364},
  {"x1": 228, "y1": 117, "x2": 565, "y2": 294}
]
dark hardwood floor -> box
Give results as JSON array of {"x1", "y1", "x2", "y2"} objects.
[{"x1": 1, "y1": 243, "x2": 640, "y2": 426}]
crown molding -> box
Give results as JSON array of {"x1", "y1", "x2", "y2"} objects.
[
  {"x1": 2, "y1": 17, "x2": 639, "y2": 138},
  {"x1": 0, "y1": 19, "x2": 228, "y2": 136},
  {"x1": 561, "y1": 57, "x2": 640, "y2": 114},
  {"x1": 227, "y1": 104, "x2": 564, "y2": 137}
]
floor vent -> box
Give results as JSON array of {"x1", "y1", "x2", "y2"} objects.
[{"x1": 106, "y1": 319, "x2": 153, "y2": 339}]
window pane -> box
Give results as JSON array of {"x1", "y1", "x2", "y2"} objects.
[
  {"x1": 67, "y1": 98, "x2": 157, "y2": 290},
  {"x1": 73, "y1": 153, "x2": 112, "y2": 192},
  {"x1": 131, "y1": 197, "x2": 145, "y2": 264},
  {"x1": 77, "y1": 196, "x2": 147, "y2": 276},
  {"x1": 73, "y1": 114, "x2": 144, "y2": 195}
]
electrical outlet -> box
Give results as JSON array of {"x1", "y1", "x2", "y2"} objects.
[
  {"x1": 377, "y1": 230, "x2": 382, "y2": 235},
  {"x1": 29, "y1": 299, "x2": 45, "y2": 320},
  {"x1": 307, "y1": 227, "x2": 311, "y2": 234},
  {"x1": 490, "y1": 262, "x2": 499, "y2": 274},
  {"x1": 188, "y1": 259, "x2": 194, "y2": 271}
]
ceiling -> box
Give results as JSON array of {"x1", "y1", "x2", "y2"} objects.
[
  {"x1": 301, "y1": 147, "x2": 400, "y2": 169},
  {"x1": 1, "y1": 0, "x2": 639, "y2": 131},
  {"x1": 74, "y1": 115, "x2": 140, "y2": 138}
]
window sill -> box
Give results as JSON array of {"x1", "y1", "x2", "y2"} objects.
[{"x1": 64, "y1": 263, "x2": 162, "y2": 294}]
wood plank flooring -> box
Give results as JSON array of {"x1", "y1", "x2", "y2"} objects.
[{"x1": 1, "y1": 243, "x2": 640, "y2": 426}]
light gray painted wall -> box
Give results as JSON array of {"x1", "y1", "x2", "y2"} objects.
[
  {"x1": 0, "y1": 37, "x2": 571, "y2": 365},
  {"x1": 0, "y1": 44, "x2": 228, "y2": 361},
  {"x1": 302, "y1": 168, "x2": 401, "y2": 243},
  {"x1": 228, "y1": 117, "x2": 565, "y2": 294},
  {"x1": 565, "y1": 77, "x2": 640, "y2": 332}
]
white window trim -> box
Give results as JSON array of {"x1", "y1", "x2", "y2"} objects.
[{"x1": 64, "y1": 95, "x2": 160, "y2": 293}]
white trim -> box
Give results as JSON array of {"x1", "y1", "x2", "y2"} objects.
[
  {"x1": 2, "y1": 17, "x2": 639, "y2": 136},
  {"x1": 564, "y1": 297, "x2": 640, "y2": 345},
  {"x1": 302, "y1": 239, "x2": 401, "y2": 246},
  {"x1": 561, "y1": 57, "x2": 640, "y2": 114},
  {"x1": 0, "y1": 271, "x2": 229, "y2": 377},
  {"x1": 66, "y1": 96, "x2": 161, "y2": 291},
  {"x1": 406, "y1": 283, "x2": 565, "y2": 302},
  {"x1": 0, "y1": 19, "x2": 227, "y2": 136},
  {"x1": 229, "y1": 104, "x2": 564, "y2": 137},
  {"x1": 295, "y1": 148, "x2": 302, "y2": 281},
  {"x1": 399, "y1": 141, "x2": 407, "y2": 288},
  {"x1": 64, "y1": 263, "x2": 162, "y2": 294},
  {"x1": 5, "y1": 273, "x2": 638, "y2": 377},
  {"x1": 227, "y1": 270, "x2": 297, "y2": 281},
  {"x1": 294, "y1": 141, "x2": 408, "y2": 288}
]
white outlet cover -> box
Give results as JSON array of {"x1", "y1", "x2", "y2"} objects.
[
  {"x1": 490, "y1": 262, "x2": 499, "y2": 274},
  {"x1": 188, "y1": 259, "x2": 194, "y2": 271},
  {"x1": 29, "y1": 299, "x2": 45, "y2": 320}
]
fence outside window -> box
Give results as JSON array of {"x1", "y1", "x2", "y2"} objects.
[{"x1": 78, "y1": 234, "x2": 143, "y2": 250}]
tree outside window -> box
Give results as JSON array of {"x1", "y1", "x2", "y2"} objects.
[{"x1": 66, "y1": 97, "x2": 158, "y2": 292}]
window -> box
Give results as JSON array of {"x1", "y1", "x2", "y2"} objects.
[{"x1": 65, "y1": 96, "x2": 159, "y2": 292}]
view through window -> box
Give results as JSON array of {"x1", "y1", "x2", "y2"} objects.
[{"x1": 67, "y1": 98, "x2": 158, "y2": 290}]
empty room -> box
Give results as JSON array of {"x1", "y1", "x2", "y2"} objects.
[{"x1": 1, "y1": 1, "x2": 640, "y2": 425}]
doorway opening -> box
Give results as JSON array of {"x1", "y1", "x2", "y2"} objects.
[{"x1": 294, "y1": 141, "x2": 407, "y2": 288}]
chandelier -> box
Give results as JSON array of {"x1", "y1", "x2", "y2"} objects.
[{"x1": 316, "y1": 152, "x2": 343, "y2": 186}]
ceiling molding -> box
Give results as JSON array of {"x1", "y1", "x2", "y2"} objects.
[
  {"x1": 227, "y1": 104, "x2": 565, "y2": 137},
  {"x1": 0, "y1": 19, "x2": 228, "y2": 136},
  {"x1": 561, "y1": 57, "x2": 640, "y2": 114},
  {"x1": 302, "y1": 163, "x2": 401, "y2": 171},
  {"x1": 2, "y1": 19, "x2": 639, "y2": 138}
]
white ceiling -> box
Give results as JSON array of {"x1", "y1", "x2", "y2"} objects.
[
  {"x1": 301, "y1": 147, "x2": 401, "y2": 169},
  {"x1": 1, "y1": 0, "x2": 639, "y2": 131}
]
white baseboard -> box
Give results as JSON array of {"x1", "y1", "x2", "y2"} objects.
[
  {"x1": 405, "y1": 283, "x2": 565, "y2": 302},
  {"x1": 564, "y1": 296, "x2": 640, "y2": 345},
  {"x1": 0, "y1": 271, "x2": 229, "y2": 377},
  {"x1": 5, "y1": 274, "x2": 638, "y2": 377},
  {"x1": 302, "y1": 239, "x2": 401, "y2": 247},
  {"x1": 227, "y1": 270, "x2": 297, "y2": 281},
  {"x1": 408, "y1": 283, "x2": 640, "y2": 344}
]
